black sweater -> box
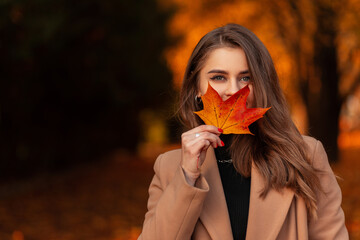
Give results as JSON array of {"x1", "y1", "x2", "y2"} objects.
[{"x1": 214, "y1": 135, "x2": 251, "y2": 240}]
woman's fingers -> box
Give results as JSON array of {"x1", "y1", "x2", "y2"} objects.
[
  {"x1": 181, "y1": 125, "x2": 225, "y2": 181},
  {"x1": 184, "y1": 131, "x2": 220, "y2": 150},
  {"x1": 181, "y1": 125, "x2": 223, "y2": 149},
  {"x1": 183, "y1": 137, "x2": 211, "y2": 156},
  {"x1": 184, "y1": 125, "x2": 223, "y2": 136}
]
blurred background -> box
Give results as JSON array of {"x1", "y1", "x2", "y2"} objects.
[{"x1": 0, "y1": 0, "x2": 360, "y2": 239}]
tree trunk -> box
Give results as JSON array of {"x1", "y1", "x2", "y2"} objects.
[{"x1": 305, "y1": 3, "x2": 341, "y2": 162}]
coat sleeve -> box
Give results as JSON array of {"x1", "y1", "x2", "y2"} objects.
[
  {"x1": 138, "y1": 153, "x2": 209, "y2": 240},
  {"x1": 308, "y1": 140, "x2": 349, "y2": 240}
]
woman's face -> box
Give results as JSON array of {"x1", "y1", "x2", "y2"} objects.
[{"x1": 198, "y1": 47, "x2": 254, "y2": 107}]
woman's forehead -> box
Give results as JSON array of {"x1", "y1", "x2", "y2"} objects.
[{"x1": 201, "y1": 47, "x2": 249, "y2": 73}]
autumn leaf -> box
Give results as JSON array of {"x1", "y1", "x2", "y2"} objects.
[{"x1": 194, "y1": 83, "x2": 270, "y2": 134}]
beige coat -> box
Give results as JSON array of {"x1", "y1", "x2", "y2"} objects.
[{"x1": 138, "y1": 136, "x2": 348, "y2": 240}]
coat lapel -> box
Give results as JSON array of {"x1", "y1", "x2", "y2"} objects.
[
  {"x1": 199, "y1": 147, "x2": 233, "y2": 240},
  {"x1": 198, "y1": 147, "x2": 295, "y2": 240},
  {"x1": 246, "y1": 163, "x2": 295, "y2": 240}
]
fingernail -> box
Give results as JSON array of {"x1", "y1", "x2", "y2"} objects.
[
  {"x1": 218, "y1": 128, "x2": 223, "y2": 133},
  {"x1": 221, "y1": 141, "x2": 225, "y2": 147}
]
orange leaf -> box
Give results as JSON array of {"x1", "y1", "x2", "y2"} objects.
[{"x1": 194, "y1": 83, "x2": 270, "y2": 134}]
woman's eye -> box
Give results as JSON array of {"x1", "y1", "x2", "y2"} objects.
[
  {"x1": 210, "y1": 75, "x2": 225, "y2": 81},
  {"x1": 240, "y1": 76, "x2": 251, "y2": 82}
]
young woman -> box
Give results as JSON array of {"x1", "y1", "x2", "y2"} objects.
[{"x1": 138, "y1": 24, "x2": 348, "y2": 240}]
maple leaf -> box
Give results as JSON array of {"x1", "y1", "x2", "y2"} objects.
[{"x1": 194, "y1": 83, "x2": 270, "y2": 134}]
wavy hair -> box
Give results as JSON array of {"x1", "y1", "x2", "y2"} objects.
[{"x1": 178, "y1": 23, "x2": 322, "y2": 219}]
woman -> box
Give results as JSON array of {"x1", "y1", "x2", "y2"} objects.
[{"x1": 138, "y1": 24, "x2": 348, "y2": 240}]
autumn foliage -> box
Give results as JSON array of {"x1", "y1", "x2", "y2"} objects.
[{"x1": 194, "y1": 84, "x2": 270, "y2": 134}]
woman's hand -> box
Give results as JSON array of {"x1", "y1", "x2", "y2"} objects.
[{"x1": 181, "y1": 125, "x2": 223, "y2": 185}]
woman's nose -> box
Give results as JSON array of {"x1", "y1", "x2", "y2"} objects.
[
  {"x1": 223, "y1": 80, "x2": 249, "y2": 101},
  {"x1": 224, "y1": 80, "x2": 241, "y2": 98}
]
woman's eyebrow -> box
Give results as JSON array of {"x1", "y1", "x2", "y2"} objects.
[
  {"x1": 207, "y1": 69, "x2": 249, "y2": 74},
  {"x1": 207, "y1": 69, "x2": 228, "y2": 74},
  {"x1": 238, "y1": 70, "x2": 249, "y2": 74}
]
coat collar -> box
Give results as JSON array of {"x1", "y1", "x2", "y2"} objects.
[{"x1": 199, "y1": 147, "x2": 295, "y2": 240}]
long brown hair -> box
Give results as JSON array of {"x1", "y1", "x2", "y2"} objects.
[{"x1": 179, "y1": 23, "x2": 322, "y2": 219}]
